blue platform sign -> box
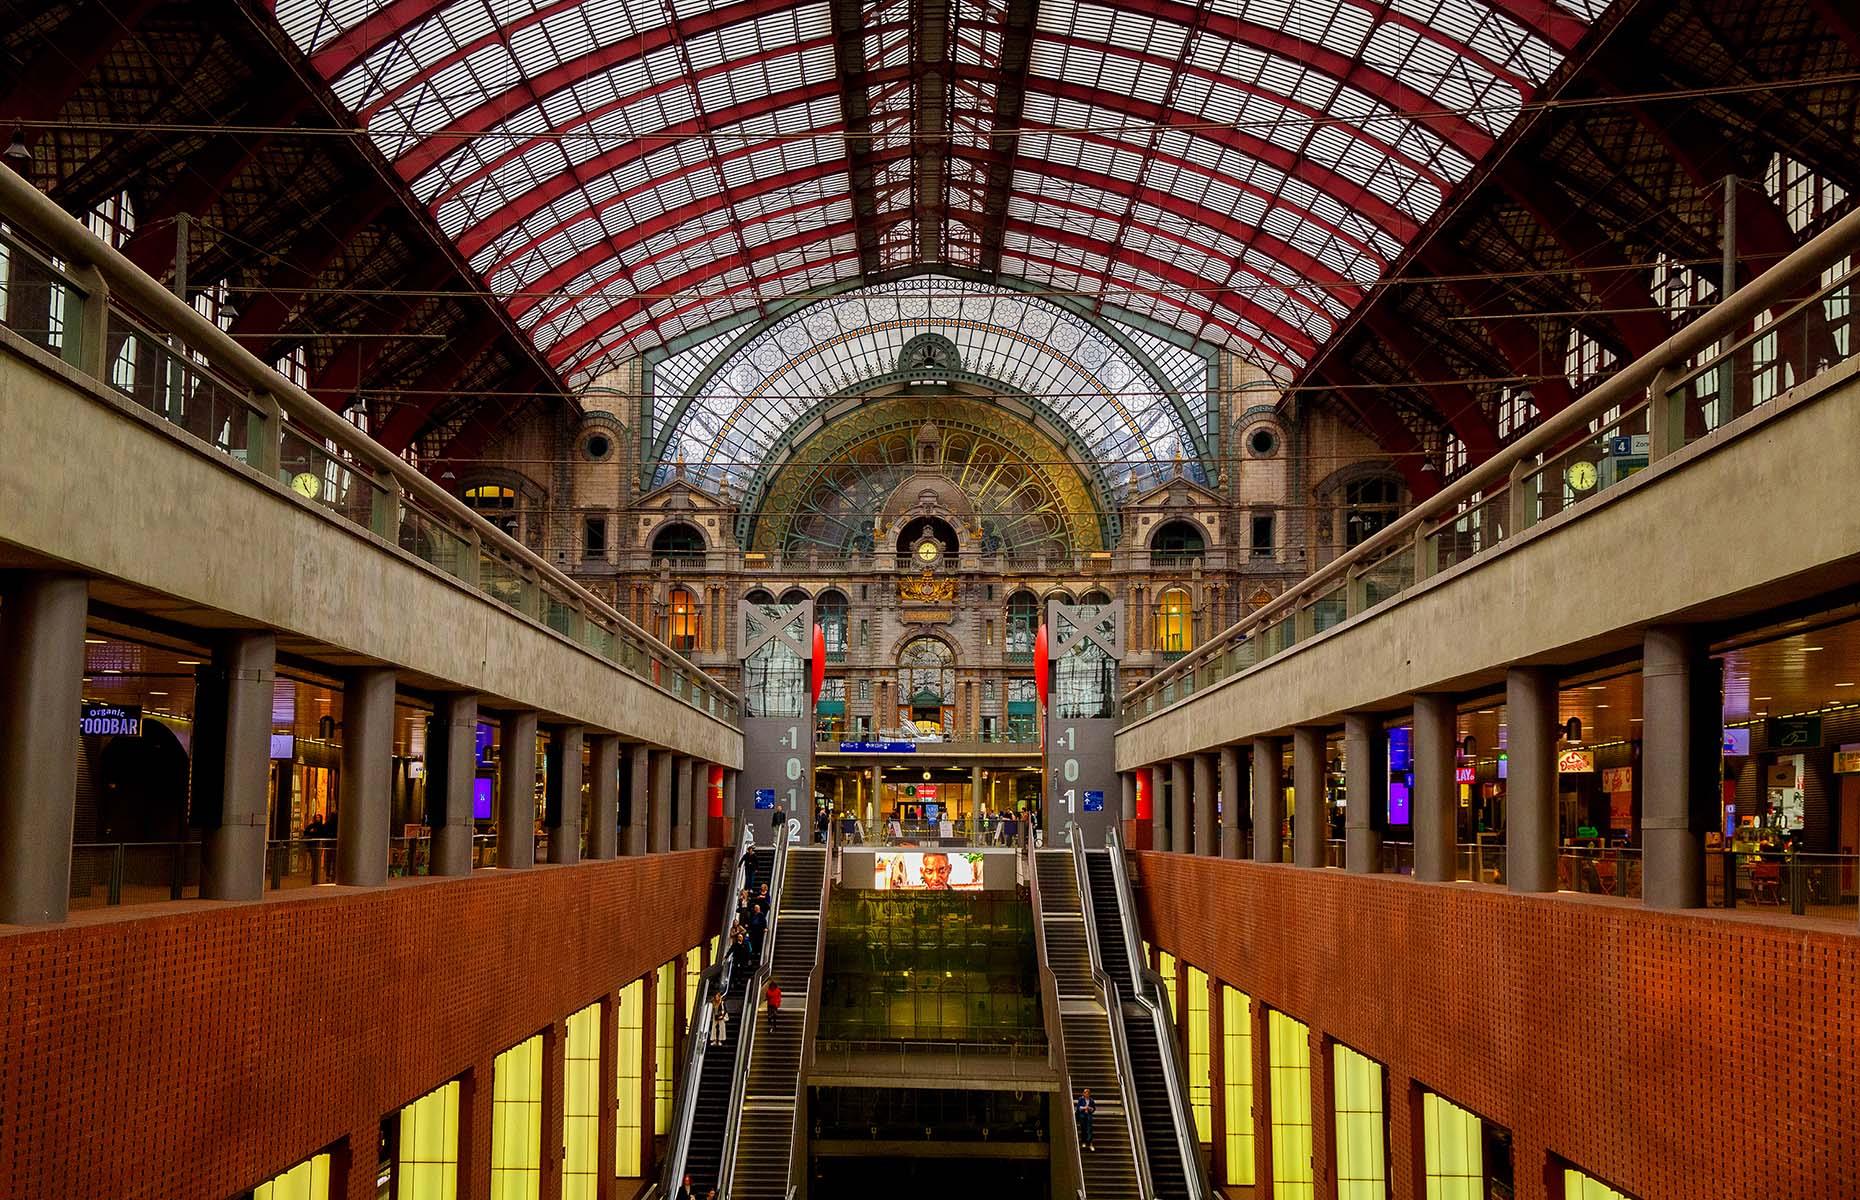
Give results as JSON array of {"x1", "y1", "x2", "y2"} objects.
[
  {"x1": 838, "y1": 740, "x2": 917, "y2": 753},
  {"x1": 1082, "y1": 789, "x2": 1105, "y2": 813},
  {"x1": 753, "y1": 788, "x2": 776, "y2": 810}
]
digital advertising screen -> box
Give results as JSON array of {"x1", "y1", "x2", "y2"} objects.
[{"x1": 873, "y1": 851, "x2": 985, "y2": 891}]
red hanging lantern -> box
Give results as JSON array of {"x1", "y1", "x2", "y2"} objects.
[
  {"x1": 811, "y1": 624, "x2": 827, "y2": 705},
  {"x1": 1033, "y1": 623, "x2": 1049, "y2": 703}
]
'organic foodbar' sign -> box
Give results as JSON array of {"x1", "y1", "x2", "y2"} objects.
[{"x1": 79, "y1": 703, "x2": 141, "y2": 737}]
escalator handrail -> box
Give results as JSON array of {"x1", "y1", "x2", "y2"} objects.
[
  {"x1": 1105, "y1": 827, "x2": 1212, "y2": 1200},
  {"x1": 785, "y1": 844, "x2": 832, "y2": 1196},
  {"x1": 1070, "y1": 826, "x2": 1155, "y2": 1200},
  {"x1": 1027, "y1": 842, "x2": 1091, "y2": 1200},
  {"x1": 719, "y1": 826, "x2": 791, "y2": 1199},
  {"x1": 661, "y1": 824, "x2": 761, "y2": 1197}
]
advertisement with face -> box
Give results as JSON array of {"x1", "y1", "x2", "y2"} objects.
[{"x1": 873, "y1": 851, "x2": 984, "y2": 891}]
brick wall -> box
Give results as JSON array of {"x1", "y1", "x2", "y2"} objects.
[
  {"x1": 1133, "y1": 851, "x2": 1860, "y2": 1200},
  {"x1": 0, "y1": 849, "x2": 724, "y2": 1199}
]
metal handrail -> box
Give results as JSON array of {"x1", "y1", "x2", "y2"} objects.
[
  {"x1": 717, "y1": 831, "x2": 789, "y2": 1198},
  {"x1": 0, "y1": 162, "x2": 738, "y2": 726},
  {"x1": 1070, "y1": 828, "x2": 1155, "y2": 1198},
  {"x1": 660, "y1": 824, "x2": 758, "y2": 1196},
  {"x1": 1027, "y1": 838, "x2": 1093, "y2": 1200},
  {"x1": 1104, "y1": 828, "x2": 1212, "y2": 1200},
  {"x1": 786, "y1": 845, "x2": 832, "y2": 1196},
  {"x1": 1124, "y1": 201, "x2": 1860, "y2": 719}
]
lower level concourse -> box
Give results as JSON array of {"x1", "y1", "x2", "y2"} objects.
[{"x1": 2, "y1": 1, "x2": 1858, "y2": 1198}]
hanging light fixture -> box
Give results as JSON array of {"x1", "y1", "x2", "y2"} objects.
[{"x1": 3, "y1": 127, "x2": 32, "y2": 174}]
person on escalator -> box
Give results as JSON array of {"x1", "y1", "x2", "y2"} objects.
[
  {"x1": 1075, "y1": 1088, "x2": 1096, "y2": 1152},
  {"x1": 708, "y1": 991, "x2": 728, "y2": 1046},
  {"x1": 674, "y1": 1174, "x2": 694, "y2": 1200},
  {"x1": 765, "y1": 979, "x2": 783, "y2": 1030}
]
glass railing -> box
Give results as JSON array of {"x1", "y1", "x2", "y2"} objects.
[
  {"x1": 69, "y1": 841, "x2": 203, "y2": 909},
  {"x1": 1708, "y1": 850, "x2": 1858, "y2": 916},
  {"x1": 0, "y1": 178, "x2": 739, "y2": 727},
  {"x1": 1558, "y1": 847, "x2": 1643, "y2": 899},
  {"x1": 1120, "y1": 215, "x2": 1860, "y2": 724}
]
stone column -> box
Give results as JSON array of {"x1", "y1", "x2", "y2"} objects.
[
  {"x1": 688, "y1": 760, "x2": 709, "y2": 850},
  {"x1": 870, "y1": 762, "x2": 884, "y2": 826},
  {"x1": 1120, "y1": 772, "x2": 1137, "y2": 825},
  {"x1": 1292, "y1": 726, "x2": 1327, "y2": 868},
  {"x1": 337, "y1": 667, "x2": 396, "y2": 886},
  {"x1": 723, "y1": 769, "x2": 739, "y2": 845},
  {"x1": 0, "y1": 573, "x2": 88, "y2": 924},
  {"x1": 1150, "y1": 764, "x2": 1168, "y2": 852},
  {"x1": 1342, "y1": 713, "x2": 1385, "y2": 874},
  {"x1": 1192, "y1": 753, "x2": 1216, "y2": 856},
  {"x1": 500, "y1": 711, "x2": 540, "y2": 869},
  {"x1": 1252, "y1": 737, "x2": 1284, "y2": 864},
  {"x1": 671, "y1": 756, "x2": 693, "y2": 851},
  {"x1": 546, "y1": 725, "x2": 585, "y2": 865},
  {"x1": 1169, "y1": 759, "x2": 1190, "y2": 854},
  {"x1": 1219, "y1": 746, "x2": 1243, "y2": 859},
  {"x1": 1643, "y1": 627, "x2": 1715, "y2": 909},
  {"x1": 649, "y1": 749, "x2": 673, "y2": 853},
  {"x1": 971, "y1": 764, "x2": 984, "y2": 827},
  {"x1": 430, "y1": 694, "x2": 479, "y2": 876},
  {"x1": 587, "y1": 734, "x2": 620, "y2": 860},
  {"x1": 624, "y1": 745, "x2": 650, "y2": 856},
  {"x1": 198, "y1": 632, "x2": 277, "y2": 900},
  {"x1": 1412, "y1": 694, "x2": 1458, "y2": 883},
  {"x1": 1506, "y1": 667, "x2": 1559, "y2": 892}
]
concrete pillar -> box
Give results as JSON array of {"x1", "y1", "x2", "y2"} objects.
[
  {"x1": 198, "y1": 632, "x2": 277, "y2": 900},
  {"x1": 1412, "y1": 694, "x2": 1458, "y2": 882},
  {"x1": 1506, "y1": 667, "x2": 1559, "y2": 892},
  {"x1": 672, "y1": 756, "x2": 694, "y2": 851},
  {"x1": 1292, "y1": 726, "x2": 1326, "y2": 868},
  {"x1": 1169, "y1": 759, "x2": 1190, "y2": 854},
  {"x1": 723, "y1": 769, "x2": 739, "y2": 844},
  {"x1": 1120, "y1": 772, "x2": 1136, "y2": 824},
  {"x1": 971, "y1": 764, "x2": 984, "y2": 824},
  {"x1": 1150, "y1": 763, "x2": 1169, "y2": 852},
  {"x1": 337, "y1": 667, "x2": 396, "y2": 886},
  {"x1": 649, "y1": 750, "x2": 673, "y2": 853},
  {"x1": 430, "y1": 694, "x2": 479, "y2": 876},
  {"x1": 688, "y1": 760, "x2": 709, "y2": 850},
  {"x1": 546, "y1": 725, "x2": 584, "y2": 865},
  {"x1": 1342, "y1": 713, "x2": 1385, "y2": 874},
  {"x1": 1192, "y1": 753, "x2": 1215, "y2": 856},
  {"x1": 1252, "y1": 737, "x2": 1284, "y2": 864},
  {"x1": 500, "y1": 711, "x2": 540, "y2": 869},
  {"x1": 870, "y1": 762, "x2": 884, "y2": 825},
  {"x1": 1219, "y1": 746, "x2": 1243, "y2": 859},
  {"x1": 587, "y1": 735, "x2": 620, "y2": 860},
  {"x1": 1643, "y1": 627, "x2": 1715, "y2": 908},
  {"x1": 0, "y1": 573, "x2": 88, "y2": 924},
  {"x1": 624, "y1": 746, "x2": 649, "y2": 856}
]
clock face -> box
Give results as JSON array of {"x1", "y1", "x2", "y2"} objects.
[
  {"x1": 916, "y1": 539, "x2": 941, "y2": 564},
  {"x1": 290, "y1": 471, "x2": 322, "y2": 500},
  {"x1": 1566, "y1": 460, "x2": 1598, "y2": 492}
]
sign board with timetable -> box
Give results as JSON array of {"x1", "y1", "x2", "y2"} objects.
[
  {"x1": 740, "y1": 600, "x2": 816, "y2": 846},
  {"x1": 1044, "y1": 600, "x2": 1123, "y2": 847}
]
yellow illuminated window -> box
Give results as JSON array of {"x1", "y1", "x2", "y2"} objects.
[
  {"x1": 654, "y1": 960, "x2": 677, "y2": 1134},
  {"x1": 1221, "y1": 987, "x2": 1255, "y2": 1186},
  {"x1": 1422, "y1": 1092, "x2": 1484, "y2": 1199},
  {"x1": 397, "y1": 1080, "x2": 460, "y2": 1200},
  {"x1": 1185, "y1": 966, "x2": 1211, "y2": 1143},
  {"x1": 669, "y1": 588, "x2": 699, "y2": 652},
  {"x1": 1158, "y1": 950, "x2": 1179, "y2": 1030},
  {"x1": 255, "y1": 1152, "x2": 330, "y2": 1200},
  {"x1": 615, "y1": 979, "x2": 645, "y2": 1178},
  {"x1": 491, "y1": 1035, "x2": 544, "y2": 1200},
  {"x1": 1332, "y1": 1044, "x2": 1387, "y2": 1200},
  {"x1": 1268, "y1": 1010, "x2": 1314, "y2": 1200},
  {"x1": 684, "y1": 946, "x2": 703, "y2": 1036},
  {"x1": 1562, "y1": 1167, "x2": 1633, "y2": 1200},
  {"x1": 1155, "y1": 588, "x2": 1194, "y2": 652},
  {"x1": 563, "y1": 1003, "x2": 601, "y2": 1200}
]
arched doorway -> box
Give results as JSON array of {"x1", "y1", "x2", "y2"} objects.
[{"x1": 896, "y1": 637, "x2": 955, "y2": 734}]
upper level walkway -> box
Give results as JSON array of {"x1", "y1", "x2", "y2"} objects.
[{"x1": 1118, "y1": 205, "x2": 1860, "y2": 769}]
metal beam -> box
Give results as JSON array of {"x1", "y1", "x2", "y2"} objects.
[
  {"x1": 373, "y1": 312, "x2": 516, "y2": 453},
  {"x1": 1417, "y1": 241, "x2": 1573, "y2": 415},
  {"x1": 0, "y1": 0, "x2": 160, "y2": 133},
  {"x1": 304, "y1": 262, "x2": 456, "y2": 408},
  {"x1": 976, "y1": 0, "x2": 1038, "y2": 275},
  {"x1": 830, "y1": 0, "x2": 884, "y2": 275},
  {"x1": 226, "y1": 193, "x2": 393, "y2": 356},
  {"x1": 1361, "y1": 308, "x2": 1500, "y2": 461}
]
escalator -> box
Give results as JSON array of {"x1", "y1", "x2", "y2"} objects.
[
  {"x1": 677, "y1": 844, "x2": 774, "y2": 1195},
  {"x1": 724, "y1": 844, "x2": 828, "y2": 1200},
  {"x1": 1032, "y1": 849, "x2": 1141, "y2": 1200},
  {"x1": 1081, "y1": 838, "x2": 1208, "y2": 1200}
]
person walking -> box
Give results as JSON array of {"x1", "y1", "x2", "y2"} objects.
[
  {"x1": 765, "y1": 979, "x2": 783, "y2": 1031},
  {"x1": 1075, "y1": 1088, "x2": 1096, "y2": 1152},
  {"x1": 708, "y1": 991, "x2": 728, "y2": 1046},
  {"x1": 772, "y1": 801, "x2": 786, "y2": 840}
]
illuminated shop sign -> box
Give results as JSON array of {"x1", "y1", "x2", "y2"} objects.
[
  {"x1": 1557, "y1": 749, "x2": 1596, "y2": 773},
  {"x1": 79, "y1": 703, "x2": 140, "y2": 737}
]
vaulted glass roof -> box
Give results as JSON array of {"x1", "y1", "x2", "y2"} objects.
[
  {"x1": 275, "y1": 0, "x2": 1599, "y2": 385},
  {"x1": 647, "y1": 274, "x2": 1212, "y2": 494}
]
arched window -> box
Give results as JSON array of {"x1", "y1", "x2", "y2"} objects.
[
  {"x1": 1150, "y1": 519, "x2": 1206, "y2": 566},
  {"x1": 650, "y1": 522, "x2": 706, "y2": 562},
  {"x1": 1080, "y1": 588, "x2": 1113, "y2": 607},
  {"x1": 1005, "y1": 590, "x2": 1040, "y2": 661},
  {"x1": 1155, "y1": 588, "x2": 1194, "y2": 657},
  {"x1": 896, "y1": 637, "x2": 956, "y2": 734},
  {"x1": 744, "y1": 588, "x2": 775, "y2": 605},
  {"x1": 780, "y1": 587, "x2": 811, "y2": 605},
  {"x1": 1344, "y1": 478, "x2": 1402, "y2": 547},
  {"x1": 464, "y1": 484, "x2": 519, "y2": 535},
  {"x1": 667, "y1": 587, "x2": 699, "y2": 652},
  {"x1": 817, "y1": 590, "x2": 849, "y2": 660}
]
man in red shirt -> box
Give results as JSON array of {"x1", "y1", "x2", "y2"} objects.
[{"x1": 764, "y1": 979, "x2": 783, "y2": 1031}]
